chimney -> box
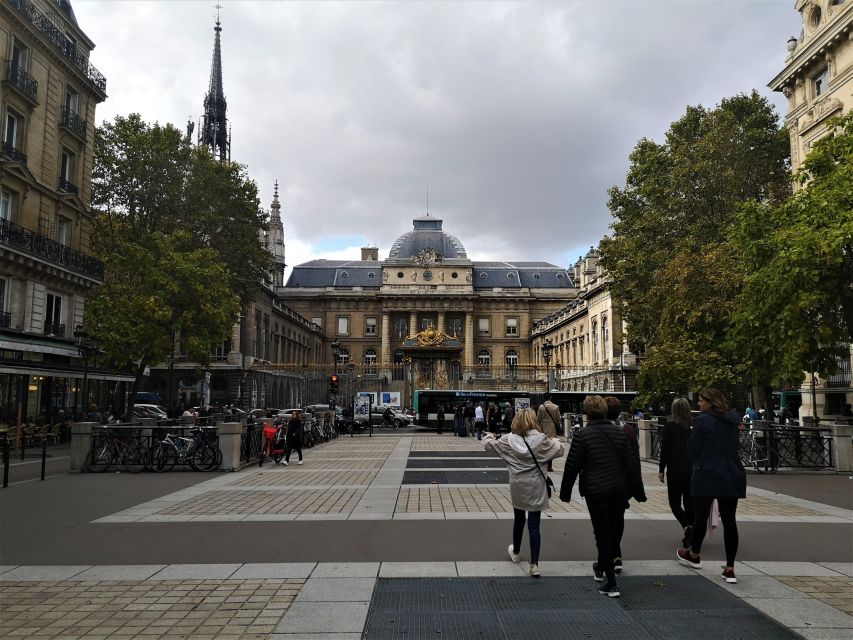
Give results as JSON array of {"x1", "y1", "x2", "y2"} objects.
[{"x1": 361, "y1": 247, "x2": 379, "y2": 261}]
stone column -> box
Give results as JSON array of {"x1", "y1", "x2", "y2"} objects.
[
  {"x1": 829, "y1": 422, "x2": 853, "y2": 472},
  {"x1": 70, "y1": 422, "x2": 98, "y2": 472},
  {"x1": 217, "y1": 421, "x2": 243, "y2": 471},
  {"x1": 638, "y1": 419, "x2": 654, "y2": 461},
  {"x1": 227, "y1": 319, "x2": 242, "y2": 366},
  {"x1": 464, "y1": 311, "x2": 474, "y2": 371},
  {"x1": 409, "y1": 311, "x2": 418, "y2": 335},
  {"x1": 381, "y1": 313, "x2": 391, "y2": 365},
  {"x1": 437, "y1": 312, "x2": 446, "y2": 334}
]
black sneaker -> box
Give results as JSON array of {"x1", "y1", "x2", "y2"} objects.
[
  {"x1": 599, "y1": 581, "x2": 620, "y2": 598},
  {"x1": 614, "y1": 558, "x2": 623, "y2": 574},
  {"x1": 592, "y1": 562, "x2": 604, "y2": 582},
  {"x1": 682, "y1": 525, "x2": 693, "y2": 548}
]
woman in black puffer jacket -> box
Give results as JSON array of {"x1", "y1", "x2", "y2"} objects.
[
  {"x1": 676, "y1": 388, "x2": 746, "y2": 585},
  {"x1": 560, "y1": 396, "x2": 646, "y2": 598}
]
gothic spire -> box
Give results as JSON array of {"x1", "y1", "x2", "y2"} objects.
[
  {"x1": 201, "y1": 7, "x2": 229, "y2": 161},
  {"x1": 271, "y1": 180, "x2": 281, "y2": 215}
]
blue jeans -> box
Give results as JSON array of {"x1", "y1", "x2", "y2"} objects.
[
  {"x1": 513, "y1": 509, "x2": 541, "y2": 565},
  {"x1": 475, "y1": 421, "x2": 484, "y2": 439}
]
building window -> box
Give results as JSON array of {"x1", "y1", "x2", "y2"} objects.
[
  {"x1": 477, "y1": 349, "x2": 491, "y2": 366},
  {"x1": 364, "y1": 349, "x2": 377, "y2": 374},
  {"x1": 11, "y1": 38, "x2": 29, "y2": 72},
  {"x1": 592, "y1": 320, "x2": 599, "y2": 363},
  {"x1": 4, "y1": 109, "x2": 21, "y2": 150},
  {"x1": 57, "y1": 216, "x2": 71, "y2": 246},
  {"x1": 212, "y1": 338, "x2": 231, "y2": 361},
  {"x1": 0, "y1": 189, "x2": 13, "y2": 221},
  {"x1": 419, "y1": 315, "x2": 436, "y2": 330},
  {"x1": 506, "y1": 317, "x2": 518, "y2": 336},
  {"x1": 602, "y1": 316, "x2": 609, "y2": 360},
  {"x1": 579, "y1": 337, "x2": 585, "y2": 361},
  {"x1": 814, "y1": 67, "x2": 829, "y2": 97},
  {"x1": 393, "y1": 350, "x2": 405, "y2": 380},
  {"x1": 0, "y1": 277, "x2": 7, "y2": 325},
  {"x1": 365, "y1": 317, "x2": 377, "y2": 336},
  {"x1": 64, "y1": 85, "x2": 80, "y2": 114},
  {"x1": 505, "y1": 349, "x2": 518, "y2": 368},
  {"x1": 478, "y1": 317, "x2": 490, "y2": 337},
  {"x1": 393, "y1": 317, "x2": 408, "y2": 339},
  {"x1": 337, "y1": 316, "x2": 349, "y2": 335},
  {"x1": 447, "y1": 316, "x2": 463, "y2": 337},
  {"x1": 337, "y1": 348, "x2": 350, "y2": 366},
  {"x1": 60, "y1": 148, "x2": 76, "y2": 185},
  {"x1": 44, "y1": 292, "x2": 63, "y2": 336}
]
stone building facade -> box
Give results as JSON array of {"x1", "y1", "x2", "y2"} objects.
[
  {"x1": 0, "y1": 0, "x2": 123, "y2": 423},
  {"x1": 769, "y1": 0, "x2": 852, "y2": 417},
  {"x1": 280, "y1": 215, "x2": 581, "y2": 406},
  {"x1": 530, "y1": 248, "x2": 638, "y2": 394}
]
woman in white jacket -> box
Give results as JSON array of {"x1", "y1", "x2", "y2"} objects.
[{"x1": 484, "y1": 407, "x2": 565, "y2": 576}]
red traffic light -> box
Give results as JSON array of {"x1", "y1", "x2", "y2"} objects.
[{"x1": 331, "y1": 375, "x2": 338, "y2": 383}]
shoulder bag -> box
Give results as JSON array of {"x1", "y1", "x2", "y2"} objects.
[{"x1": 523, "y1": 438, "x2": 554, "y2": 498}]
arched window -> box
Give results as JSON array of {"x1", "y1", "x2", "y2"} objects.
[
  {"x1": 337, "y1": 349, "x2": 350, "y2": 366},
  {"x1": 478, "y1": 349, "x2": 491, "y2": 366},
  {"x1": 603, "y1": 378, "x2": 610, "y2": 391},
  {"x1": 364, "y1": 349, "x2": 377, "y2": 374},
  {"x1": 505, "y1": 349, "x2": 518, "y2": 368},
  {"x1": 602, "y1": 316, "x2": 609, "y2": 361},
  {"x1": 592, "y1": 320, "x2": 599, "y2": 363}
]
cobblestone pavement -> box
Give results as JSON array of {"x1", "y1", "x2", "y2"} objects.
[
  {"x1": 95, "y1": 434, "x2": 853, "y2": 524},
  {"x1": 1, "y1": 562, "x2": 850, "y2": 639}
]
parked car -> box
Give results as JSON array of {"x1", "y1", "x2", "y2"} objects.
[
  {"x1": 276, "y1": 408, "x2": 314, "y2": 423},
  {"x1": 132, "y1": 404, "x2": 168, "y2": 419},
  {"x1": 356, "y1": 405, "x2": 411, "y2": 428}
]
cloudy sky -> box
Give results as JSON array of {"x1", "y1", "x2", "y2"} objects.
[{"x1": 73, "y1": 0, "x2": 800, "y2": 278}]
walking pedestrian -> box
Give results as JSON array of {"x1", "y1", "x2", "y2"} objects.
[
  {"x1": 502, "y1": 401, "x2": 515, "y2": 433},
  {"x1": 454, "y1": 404, "x2": 466, "y2": 437},
  {"x1": 605, "y1": 395, "x2": 639, "y2": 574},
  {"x1": 484, "y1": 408, "x2": 564, "y2": 577},
  {"x1": 283, "y1": 409, "x2": 305, "y2": 465},
  {"x1": 659, "y1": 397, "x2": 694, "y2": 547},
  {"x1": 486, "y1": 402, "x2": 500, "y2": 436},
  {"x1": 676, "y1": 388, "x2": 746, "y2": 584},
  {"x1": 436, "y1": 404, "x2": 445, "y2": 434},
  {"x1": 536, "y1": 393, "x2": 561, "y2": 471},
  {"x1": 559, "y1": 396, "x2": 646, "y2": 598},
  {"x1": 474, "y1": 402, "x2": 485, "y2": 440},
  {"x1": 464, "y1": 402, "x2": 475, "y2": 436}
]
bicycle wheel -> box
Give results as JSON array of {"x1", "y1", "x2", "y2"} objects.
[
  {"x1": 752, "y1": 443, "x2": 769, "y2": 474},
  {"x1": 156, "y1": 444, "x2": 178, "y2": 472},
  {"x1": 86, "y1": 442, "x2": 114, "y2": 473},
  {"x1": 148, "y1": 442, "x2": 168, "y2": 472},
  {"x1": 767, "y1": 446, "x2": 780, "y2": 474},
  {"x1": 122, "y1": 443, "x2": 148, "y2": 473},
  {"x1": 191, "y1": 444, "x2": 218, "y2": 471}
]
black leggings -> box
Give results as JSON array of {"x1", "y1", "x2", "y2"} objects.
[
  {"x1": 667, "y1": 476, "x2": 693, "y2": 529},
  {"x1": 691, "y1": 497, "x2": 739, "y2": 567},
  {"x1": 512, "y1": 509, "x2": 541, "y2": 565}
]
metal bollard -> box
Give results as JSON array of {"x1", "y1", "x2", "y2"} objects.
[
  {"x1": 20, "y1": 436, "x2": 25, "y2": 461},
  {"x1": 41, "y1": 437, "x2": 47, "y2": 481},
  {"x1": 2, "y1": 435, "x2": 9, "y2": 488}
]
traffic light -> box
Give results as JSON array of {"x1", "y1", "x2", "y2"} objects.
[{"x1": 329, "y1": 375, "x2": 339, "y2": 395}]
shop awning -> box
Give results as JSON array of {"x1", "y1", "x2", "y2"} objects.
[
  {"x1": 0, "y1": 335, "x2": 81, "y2": 358},
  {"x1": 0, "y1": 363, "x2": 135, "y2": 382}
]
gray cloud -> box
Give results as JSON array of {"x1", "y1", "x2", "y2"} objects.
[{"x1": 74, "y1": 0, "x2": 800, "y2": 272}]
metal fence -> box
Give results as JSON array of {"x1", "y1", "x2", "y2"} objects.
[{"x1": 241, "y1": 425, "x2": 264, "y2": 463}]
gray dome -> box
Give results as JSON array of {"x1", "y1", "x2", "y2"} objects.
[{"x1": 388, "y1": 216, "x2": 467, "y2": 260}]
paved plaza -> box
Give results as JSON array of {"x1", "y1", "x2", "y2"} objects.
[{"x1": 1, "y1": 431, "x2": 852, "y2": 638}]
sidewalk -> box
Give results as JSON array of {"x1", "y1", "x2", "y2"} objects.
[{"x1": 1, "y1": 431, "x2": 850, "y2": 638}]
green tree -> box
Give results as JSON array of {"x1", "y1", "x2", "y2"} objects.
[
  {"x1": 730, "y1": 112, "x2": 853, "y2": 395},
  {"x1": 85, "y1": 231, "x2": 241, "y2": 404},
  {"x1": 600, "y1": 92, "x2": 790, "y2": 397}
]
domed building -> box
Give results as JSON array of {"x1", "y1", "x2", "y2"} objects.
[{"x1": 280, "y1": 214, "x2": 578, "y2": 402}]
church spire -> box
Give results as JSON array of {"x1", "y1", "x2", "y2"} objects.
[{"x1": 200, "y1": 5, "x2": 229, "y2": 161}]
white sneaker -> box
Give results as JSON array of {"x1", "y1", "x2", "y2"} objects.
[
  {"x1": 507, "y1": 544, "x2": 520, "y2": 563},
  {"x1": 297, "y1": 460, "x2": 304, "y2": 465},
  {"x1": 528, "y1": 563, "x2": 540, "y2": 577},
  {"x1": 280, "y1": 460, "x2": 288, "y2": 466}
]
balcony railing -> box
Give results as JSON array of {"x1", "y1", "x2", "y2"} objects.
[
  {"x1": 0, "y1": 217, "x2": 104, "y2": 281},
  {"x1": 58, "y1": 177, "x2": 78, "y2": 194},
  {"x1": 0, "y1": 311, "x2": 10, "y2": 328},
  {"x1": 4, "y1": 60, "x2": 38, "y2": 103},
  {"x1": 9, "y1": 0, "x2": 107, "y2": 96},
  {"x1": 43, "y1": 321, "x2": 65, "y2": 337},
  {"x1": 60, "y1": 106, "x2": 86, "y2": 141},
  {"x1": 1, "y1": 140, "x2": 28, "y2": 164}
]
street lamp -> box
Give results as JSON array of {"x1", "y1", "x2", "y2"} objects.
[
  {"x1": 542, "y1": 339, "x2": 554, "y2": 391},
  {"x1": 331, "y1": 339, "x2": 341, "y2": 372}
]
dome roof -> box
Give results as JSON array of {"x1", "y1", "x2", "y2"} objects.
[{"x1": 387, "y1": 216, "x2": 467, "y2": 260}]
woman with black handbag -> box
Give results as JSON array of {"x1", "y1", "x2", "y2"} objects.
[{"x1": 483, "y1": 408, "x2": 564, "y2": 577}]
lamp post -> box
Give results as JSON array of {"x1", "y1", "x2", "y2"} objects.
[
  {"x1": 542, "y1": 339, "x2": 554, "y2": 392},
  {"x1": 331, "y1": 339, "x2": 341, "y2": 373}
]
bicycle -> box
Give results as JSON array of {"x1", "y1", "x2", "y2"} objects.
[
  {"x1": 86, "y1": 427, "x2": 149, "y2": 473},
  {"x1": 149, "y1": 427, "x2": 221, "y2": 472},
  {"x1": 744, "y1": 428, "x2": 779, "y2": 474}
]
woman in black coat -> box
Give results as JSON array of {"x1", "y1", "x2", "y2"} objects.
[
  {"x1": 658, "y1": 397, "x2": 693, "y2": 547},
  {"x1": 284, "y1": 410, "x2": 305, "y2": 465},
  {"x1": 676, "y1": 388, "x2": 746, "y2": 584}
]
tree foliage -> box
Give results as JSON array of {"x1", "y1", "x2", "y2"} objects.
[
  {"x1": 89, "y1": 114, "x2": 270, "y2": 399},
  {"x1": 599, "y1": 92, "x2": 791, "y2": 396},
  {"x1": 730, "y1": 112, "x2": 853, "y2": 385}
]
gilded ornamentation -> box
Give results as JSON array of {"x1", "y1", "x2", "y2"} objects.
[
  {"x1": 413, "y1": 248, "x2": 443, "y2": 267},
  {"x1": 414, "y1": 323, "x2": 449, "y2": 346}
]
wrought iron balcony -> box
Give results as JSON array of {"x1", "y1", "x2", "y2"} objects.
[
  {"x1": 4, "y1": 60, "x2": 38, "y2": 103},
  {"x1": 8, "y1": 0, "x2": 107, "y2": 97},
  {"x1": 43, "y1": 321, "x2": 65, "y2": 337},
  {"x1": 0, "y1": 218, "x2": 104, "y2": 281},
  {"x1": 0, "y1": 311, "x2": 10, "y2": 328},
  {"x1": 58, "y1": 177, "x2": 78, "y2": 195},
  {"x1": 1, "y1": 140, "x2": 28, "y2": 164},
  {"x1": 60, "y1": 106, "x2": 86, "y2": 141}
]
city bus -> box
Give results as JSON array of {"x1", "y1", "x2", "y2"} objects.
[{"x1": 413, "y1": 389, "x2": 636, "y2": 428}]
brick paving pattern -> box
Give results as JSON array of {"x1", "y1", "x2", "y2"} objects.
[
  {"x1": 397, "y1": 486, "x2": 585, "y2": 513},
  {"x1": 776, "y1": 576, "x2": 853, "y2": 616},
  {"x1": 232, "y1": 469, "x2": 377, "y2": 487},
  {"x1": 0, "y1": 579, "x2": 303, "y2": 639},
  {"x1": 159, "y1": 489, "x2": 364, "y2": 516}
]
